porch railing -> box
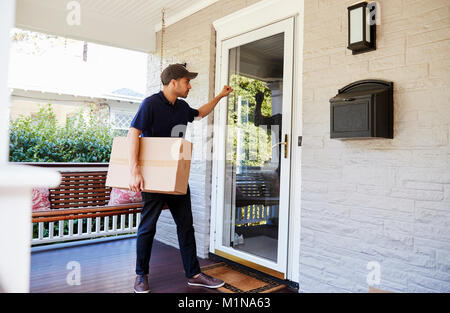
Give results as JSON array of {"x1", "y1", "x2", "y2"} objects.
[
  {"x1": 235, "y1": 204, "x2": 278, "y2": 226},
  {"x1": 235, "y1": 167, "x2": 279, "y2": 226},
  {"x1": 32, "y1": 211, "x2": 140, "y2": 245}
]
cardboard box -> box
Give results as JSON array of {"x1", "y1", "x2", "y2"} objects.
[{"x1": 106, "y1": 137, "x2": 193, "y2": 195}]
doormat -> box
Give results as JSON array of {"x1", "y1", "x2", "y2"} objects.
[{"x1": 200, "y1": 262, "x2": 286, "y2": 293}]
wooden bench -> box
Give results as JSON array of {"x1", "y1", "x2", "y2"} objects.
[
  {"x1": 32, "y1": 171, "x2": 143, "y2": 223},
  {"x1": 235, "y1": 171, "x2": 279, "y2": 207}
]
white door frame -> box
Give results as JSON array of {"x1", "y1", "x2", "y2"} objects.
[
  {"x1": 210, "y1": 0, "x2": 304, "y2": 283},
  {"x1": 215, "y1": 17, "x2": 293, "y2": 277}
]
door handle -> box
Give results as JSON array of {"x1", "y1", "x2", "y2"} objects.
[{"x1": 271, "y1": 134, "x2": 289, "y2": 158}]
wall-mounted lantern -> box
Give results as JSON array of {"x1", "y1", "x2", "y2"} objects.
[{"x1": 347, "y1": 1, "x2": 376, "y2": 55}]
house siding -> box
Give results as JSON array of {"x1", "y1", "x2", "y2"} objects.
[
  {"x1": 146, "y1": 0, "x2": 262, "y2": 258},
  {"x1": 300, "y1": 0, "x2": 450, "y2": 292}
]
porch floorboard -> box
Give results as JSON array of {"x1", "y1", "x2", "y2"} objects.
[{"x1": 30, "y1": 237, "x2": 295, "y2": 293}]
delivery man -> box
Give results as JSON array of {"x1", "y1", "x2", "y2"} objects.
[{"x1": 128, "y1": 63, "x2": 233, "y2": 293}]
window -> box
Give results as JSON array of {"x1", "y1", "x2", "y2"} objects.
[{"x1": 110, "y1": 110, "x2": 135, "y2": 130}]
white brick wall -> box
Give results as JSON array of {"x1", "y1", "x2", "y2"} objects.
[
  {"x1": 145, "y1": 0, "x2": 262, "y2": 259},
  {"x1": 300, "y1": 0, "x2": 450, "y2": 292}
]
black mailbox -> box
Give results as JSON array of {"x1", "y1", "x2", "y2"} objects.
[{"x1": 330, "y1": 79, "x2": 393, "y2": 139}]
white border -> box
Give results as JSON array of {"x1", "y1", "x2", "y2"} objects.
[
  {"x1": 215, "y1": 18, "x2": 294, "y2": 274},
  {"x1": 288, "y1": 0, "x2": 304, "y2": 285},
  {"x1": 210, "y1": 0, "x2": 304, "y2": 284}
]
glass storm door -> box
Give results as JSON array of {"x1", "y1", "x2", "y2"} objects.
[{"x1": 214, "y1": 18, "x2": 294, "y2": 278}]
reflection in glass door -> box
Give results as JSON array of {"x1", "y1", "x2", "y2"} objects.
[
  {"x1": 217, "y1": 17, "x2": 293, "y2": 277},
  {"x1": 223, "y1": 32, "x2": 284, "y2": 262}
]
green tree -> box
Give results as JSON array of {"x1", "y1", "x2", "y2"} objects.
[{"x1": 227, "y1": 74, "x2": 274, "y2": 167}]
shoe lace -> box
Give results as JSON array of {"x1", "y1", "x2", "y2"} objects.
[
  {"x1": 138, "y1": 275, "x2": 146, "y2": 284},
  {"x1": 199, "y1": 273, "x2": 214, "y2": 281}
]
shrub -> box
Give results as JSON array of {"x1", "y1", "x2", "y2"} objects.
[{"x1": 9, "y1": 104, "x2": 117, "y2": 163}]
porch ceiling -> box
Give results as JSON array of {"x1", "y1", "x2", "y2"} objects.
[{"x1": 15, "y1": 0, "x2": 219, "y2": 53}]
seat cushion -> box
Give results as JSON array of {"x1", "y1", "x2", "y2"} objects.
[
  {"x1": 32, "y1": 188, "x2": 51, "y2": 211},
  {"x1": 108, "y1": 187, "x2": 142, "y2": 205}
]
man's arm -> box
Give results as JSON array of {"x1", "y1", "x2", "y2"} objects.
[
  {"x1": 197, "y1": 85, "x2": 233, "y2": 118},
  {"x1": 128, "y1": 127, "x2": 144, "y2": 192}
]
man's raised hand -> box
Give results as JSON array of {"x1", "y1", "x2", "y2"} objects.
[{"x1": 219, "y1": 85, "x2": 233, "y2": 98}]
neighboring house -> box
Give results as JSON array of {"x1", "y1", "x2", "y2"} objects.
[
  {"x1": 9, "y1": 87, "x2": 142, "y2": 130},
  {"x1": 110, "y1": 87, "x2": 145, "y2": 99},
  {"x1": 106, "y1": 88, "x2": 145, "y2": 132},
  {"x1": 1, "y1": 0, "x2": 449, "y2": 293}
]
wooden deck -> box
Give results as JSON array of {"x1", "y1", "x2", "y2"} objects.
[{"x1": 30, "y1": 237, "x2": 296, "y2": 293}]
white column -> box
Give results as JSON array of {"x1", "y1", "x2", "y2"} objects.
[
  {"x1": 0, "y1": 167, "x2": 61, "y2": 293},
  {"x1": 0, "y1": 0, "x2": 14, "y2": 164},
  {"x1": 0, "y1": 0, "x2": 61, "y2": 292}
]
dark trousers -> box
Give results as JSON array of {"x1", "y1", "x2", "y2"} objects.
[{"x1": 135, "y1": 185, "x2": 201, "y2": 278}]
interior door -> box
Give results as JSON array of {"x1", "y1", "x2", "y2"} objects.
[{"x1": 214, "y1": 17, "x2": 294, "y2": 278}]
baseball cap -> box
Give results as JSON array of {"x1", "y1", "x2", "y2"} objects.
[{"x1": 161, "y1": 64, "x2": 198, "y2": 85}]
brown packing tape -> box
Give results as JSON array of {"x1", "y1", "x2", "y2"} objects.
[{"x1": 109, "y1": 158, "x2": 180, "y2": 167}]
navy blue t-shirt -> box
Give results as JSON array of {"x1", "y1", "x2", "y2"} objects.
[{"x1": 130, "y1": 91, "x2": 199, "y2": 138}]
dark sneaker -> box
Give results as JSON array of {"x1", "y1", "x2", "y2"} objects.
[
  {"x1": 134, "y1": 274, "x2": 150, "y2": 293},
  {"x1": 187, "y1": 273, "x2": 225, "y2": 289}
]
